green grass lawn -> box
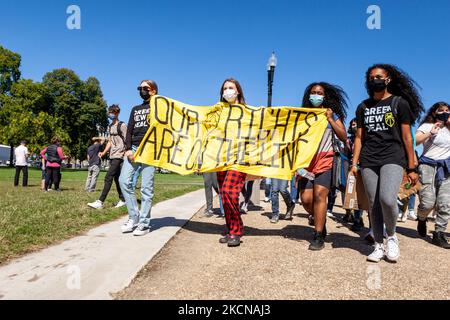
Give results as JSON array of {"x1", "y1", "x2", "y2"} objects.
[{"x1": 0, "y1": 167, "x2": 204, "y2": 265}]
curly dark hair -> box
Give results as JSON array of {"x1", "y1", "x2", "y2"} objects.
[
  {"x1": 302, "y1": 82, "x2": 348, "y2": 120},
  {"x1": 365, "y1": 64, "x2": 425, "y2": 124},
  {"x1": 420, "y1": 101, "x2": 450, "y2": 126}
]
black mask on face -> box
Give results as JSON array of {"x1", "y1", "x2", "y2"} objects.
[
  {"x1": 140, "y1": 89, "x2": 151, "y2": 101},
  {"x1": 435, "y1": 112, "x2": 450, "y2": 123},
  {"x1": 368, "y1": 78, "x2": 388, "y2": 93}
]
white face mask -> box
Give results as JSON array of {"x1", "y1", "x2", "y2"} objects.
[{"x1": 222, "y1": 89, "x2": 238, "y2": 103}]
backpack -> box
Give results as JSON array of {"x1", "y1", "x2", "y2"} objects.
[
  {"x1": 109, "y1": 121, "x2": 126, "y2": 144},
  {"x1": 46, "y1": 144, "x2": 62, "y2": 164}
]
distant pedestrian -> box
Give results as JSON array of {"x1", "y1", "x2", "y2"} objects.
[
  {"x1": 14, "y1": 140, "x2": 29, "y2": 187},
  {"x1": 40, "y1": 137, "x2": 67, "y2": 192},
  {"x1": 85, "y1": 138, "x2": 103, "y2": 192}
]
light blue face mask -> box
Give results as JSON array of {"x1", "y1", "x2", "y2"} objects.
[{"x1": 309, "y1": 94, "x2": 324, "y2": 107}]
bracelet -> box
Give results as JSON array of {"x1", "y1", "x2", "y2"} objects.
[{"x1": 406, "y1": 167, "x2": 418, "y2": 174}]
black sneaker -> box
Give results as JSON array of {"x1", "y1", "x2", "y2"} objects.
[
  {"x1": 431, "y1": 231, "x2": 450, "y2": 249},
  {"x1": 417, "y1": 219, "x2": 427, "y2": 237},
  {"x1": 227, "y1": 236, "x2": 241, "y2": 247},
  {"x1": 343, "y1": 212, "x2": 354, "y2": 223},
  {"x1": 309, "y1": 231, "x2": 325, "y2": 251},
  {"x1": 284, "y1": 203, "x2": 295, "y2": 220},
  {"x1": 219, "y1": 234, "x2": 230, "y2": 244},
  {"x1": 308, "y1": 214, "x2": 315, "y2": 226},
  {"x1": 351, "y1": 218, "x2": 364, "y2": 232}
]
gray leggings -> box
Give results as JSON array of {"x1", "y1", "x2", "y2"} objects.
[{"x1": 361, "y1": 164, "x2": 404, "y2": 243}]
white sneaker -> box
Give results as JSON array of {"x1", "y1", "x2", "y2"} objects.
[
  {"x1": 114, "y1": 200, "x2": 126, "y2": 208},
  {"x1": 407, "y1": 210, "x2": 417, "y2": 221},
  {"x1": 401, "y1": 211, "x2": 408, "y2": 222},
  {"x1": 385, "y1": 235, "x2": 400, "y2": 262},
  {"x1": 121, "y1": 219, "x2": 138, "y2": 233},
  {"x1": 264, "y1": 197, "x2": 270, "y2": 203},
  {"x1": 241, "y1": 203, "x2": 248, "y2": 213},
  {"x1": 87, "y1": 200, "x2": 103, "y2": 209},
  {"x1": 367, "y1": 243, "x2": 385, "y2": 262},
  {"x1": 326, "y1": 210, "x2": 334, "y2": 218},
  {"x1": 133, "y1": 224, "x2": 150, "y2": 236}
]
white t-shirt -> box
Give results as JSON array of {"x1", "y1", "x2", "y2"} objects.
[
  {"x1": 417, "y1": 123, "x2": 450, "y2": 160},
  {"x1": 14, "y1": 145, "x2": 29, "y2": 166}
]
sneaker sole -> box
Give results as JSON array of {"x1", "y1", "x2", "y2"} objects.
[
  {"x1": 385, "y1": 255, "x2": 399, "y2": 263},
  {"x1": 88, "y1": 205, "x2": 103, "y2": 209},
  {"x1": 308, "y1": 244, "x2": 325, "y2": 251},
  {"x1": 367, "y1": 256, "x2": 382, "y2": 263},
  {"x1": 133, "y1": 231, "x2": 150, "y2": 236}
]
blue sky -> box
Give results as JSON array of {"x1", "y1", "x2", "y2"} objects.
[{"x1": 1, "y1": 0, "x2": 450, "y2": 127}]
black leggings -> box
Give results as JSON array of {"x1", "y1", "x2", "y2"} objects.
[
  {"x1": 241, "y1": 181, "x2": 254, "y2": 204},
  {"x1": 45, "y1": 167, "x2": 61, "y2": 190}
]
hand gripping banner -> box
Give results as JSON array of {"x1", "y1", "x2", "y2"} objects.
[{"x1": 134, "y1": 95, "x2": 328, "y2": 180}]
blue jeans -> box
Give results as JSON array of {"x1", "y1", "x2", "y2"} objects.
[
  {"x1": 119, "y1": 156, "x2": 155, "y2": 227},
  {"x1": 290, "y1": 176, "x2": 298, "y2": 203},
  {"x1": 271, "y1": 179, "x2": 292, "y2": 215}
]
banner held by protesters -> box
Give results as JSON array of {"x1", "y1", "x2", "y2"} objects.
[{"x1": 134, "y1": 95, "x2": 328, "y2": 180}]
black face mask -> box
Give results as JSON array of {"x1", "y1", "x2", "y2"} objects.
[
  {"x1": 368, "y1": 78, "x2": 388, "y2": 93},
  {"x1": 140, "y1": 89, "x2": 151, "y2": 101},
  {"x1": 436, "y1": 112, "x2": 450, "y2": 122}
]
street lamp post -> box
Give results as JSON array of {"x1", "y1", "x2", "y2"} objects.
[{"x1": 267, "y1": 52, "x2": 277, "y2": 107}]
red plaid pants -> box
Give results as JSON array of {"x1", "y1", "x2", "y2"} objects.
[{"x1": 217, "y1": 170, "x2": 247, "y2": 236}]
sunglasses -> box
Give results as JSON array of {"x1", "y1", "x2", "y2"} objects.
[{"x1": 137, "y1": 86, "x2": 151, "y2": 92}]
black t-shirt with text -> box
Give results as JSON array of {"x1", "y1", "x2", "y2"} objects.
[
  {"x1": 125, "y1": 101, "x2": 151, "y2": 150},
  {"x1": 87, "y1": 143, "x2": 102, "y2": 167},
  {"x1": 356, "y1": 95, "x2": 413, "y2": 167}
]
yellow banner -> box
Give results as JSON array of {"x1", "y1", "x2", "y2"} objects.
[{"x1": 134, "y1": 95, "x2": 328, "y2": 180}]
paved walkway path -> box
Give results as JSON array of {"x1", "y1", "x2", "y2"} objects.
[
  {"x1": 117, "y1": 191, "x2": 450, "y2": 300},
  {"x1": 0, "y1": 189, "x2": 205, "y2": 300}
]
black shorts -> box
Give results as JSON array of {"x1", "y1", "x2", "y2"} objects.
[{"x1": 299, "y1": 169, "x2": 332, "y2": 190}]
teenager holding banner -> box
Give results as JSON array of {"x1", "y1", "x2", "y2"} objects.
[
  {"x1": 215, "y1": 78, "x2": 248, "y2": 247},
  {"x1": 298, "y1": 82, "x2": 348, "y2": 251},
  {"x1": 352, "y1": 64, "x2": 424, "y2": 262},
  {"x1": 119, "y1": 80, "x2": 158, "y2": 236}
]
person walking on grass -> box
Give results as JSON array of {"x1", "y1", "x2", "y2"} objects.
[
  {"x1": 85, "y1": 138, "x2": 103, "y2": 192},
  {"x1": 298, "y1": 82, "x2": 348, "y2": 251},
  {"x1": 40, "y1": 137, "x2": 67, "y2": 192},
  {"x1": 14, "y1": 140, "x2": 29, "y2": 187},
  {"x1": 119, "y1": 80, "x2": 158, "y2": 236},
  {"x1": 415, "y1": 101, "x2": 450, "y2": 249},
  {"x1": 88, "y1": 105, "x2": 127, "y2": 209},
  {"x1": 352, "y1": 64, "x2": 424, "y2": 263}
]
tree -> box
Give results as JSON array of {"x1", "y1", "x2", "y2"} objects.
[
  {"x1": 42, "y1": 69, "x2": 108, "y2": 161},
  {"x1": 0, "y1": 46, "x2": 21, "y2": 95},
  {"x1": 0, "y1": 46, "x2": 22, "y2": 165},
  {"x1": 0, "y1": 80, "x2": 69, "y2": 157}
]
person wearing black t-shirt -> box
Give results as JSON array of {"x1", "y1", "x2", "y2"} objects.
[{"x1": 352, "y1": 64, "x2": 424, "y2": 263}]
